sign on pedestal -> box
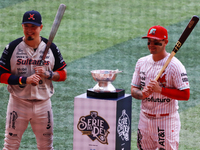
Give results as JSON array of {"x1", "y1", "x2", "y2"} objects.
[{"x1": 73, "y1": 93, "x2": 132, "y2": 150}]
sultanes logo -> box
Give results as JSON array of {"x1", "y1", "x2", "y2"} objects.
[{"x1": 77, "y1": 111, "x2": 110, "y2": 144}]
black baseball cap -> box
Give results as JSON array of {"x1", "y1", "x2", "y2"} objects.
[{"x1": 22, "y1": 10, "x2": 42, "y2": 26}]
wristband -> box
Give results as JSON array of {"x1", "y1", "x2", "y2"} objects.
[
  {"x1": 56, "y1": 70, "x2": 66, "y2": 81},
  {"x1": 47, "y1": 71, "x2": 54, "y2": 80},
  {"x1": 19, "y1": 76, "x2": 23, "y2": 85}
]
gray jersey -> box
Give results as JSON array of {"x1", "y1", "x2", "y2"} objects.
[{"x1": 0, "y1": 37, "x2": 67, "y2": 100}]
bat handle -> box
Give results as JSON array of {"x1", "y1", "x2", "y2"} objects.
[
  {"x1": 31, "y1": 83, "x2": 37, "y2": 86},
  {"x1": 154, "y1": 52, "x2": 176, "y2": 81},
  {"x1": 31, "y1": 63, "x2": 43, "y2": 86}
]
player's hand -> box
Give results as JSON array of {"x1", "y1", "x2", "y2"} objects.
[
  {"x1": 34, "y1": 66, "x2": 48, "y2": 78},
  {"x1": 147, "y1": 79, "x2": 162, "y2": 93},
  {"x1": 26, "y1": 74, "x2": 41, "y2": 85},
  {"x1": 142, "y1": 86, "x2": 153, "y2": 99}
]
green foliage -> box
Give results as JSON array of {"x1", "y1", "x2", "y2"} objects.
[{"x1": 0, "y1": 0, "x2": 200, "y2": 149}]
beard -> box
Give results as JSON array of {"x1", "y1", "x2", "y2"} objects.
[{"x1": 27, "y1": 36, "x2": 34, "y2": 41}]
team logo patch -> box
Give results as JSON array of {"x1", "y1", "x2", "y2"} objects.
[
  {"x1": 46, "y1": 111, "x2": 51, "y2": 129},
  {"x1": 149, "y1": 28, "x2": 156, "y2": 35},
  {"x1": 9, "y1": 111, "x2": 18, "y2": 129},
  {"x1": 9, "y1": 132, "x2": 17, "y2": 137},
  {"x1": 158, "y1": 71, "x2": 167, "y2": 87},
  {"x1": 28, "y1": 14, "x2": 35, "y2": 20},
  {"x1": 117, "y1": 110, "x2": 130, "y2": 141},
  {"x1": 77, "y1": 111, "x2": 110, "y2": 144}
]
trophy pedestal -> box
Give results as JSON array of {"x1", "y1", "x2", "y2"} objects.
[
  {"x1": 87, "y1": 88, "x2": 125, "y2": 99},
  {"x1": 73, "y1": 93, "x2": 132, "y2": 150}
]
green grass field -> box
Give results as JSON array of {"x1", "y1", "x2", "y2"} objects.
[{"x1": 0, "y1": 0, "x2": 200, "y2": 149}]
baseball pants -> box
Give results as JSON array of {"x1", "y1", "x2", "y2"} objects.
[
  {"x1": 137, "y1": 111, "x2": 180, "y2": 150},
  {"x1": 3, "y1": 94, "x2": 54, "y2": 150}
]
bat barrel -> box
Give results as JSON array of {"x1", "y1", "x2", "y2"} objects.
[{"x1": 173, "y1": 15, "x2": 199, "y2": 53}]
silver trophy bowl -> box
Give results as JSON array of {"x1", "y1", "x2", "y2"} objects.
[{"x1": 91, "y1": 69, "x2": 122, "y2": 92}]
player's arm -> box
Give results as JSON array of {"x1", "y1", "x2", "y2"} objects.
[
  {"x1": 131, "y1": 85, "x2": 153, "y2": 100},
  {"x1": 52, "y1": 68, "x2": 67, "y2": 81},
  {"x1": 148, "y1": 79, "x2": 190, "y2": 101},
  {"x1": 0, "y1": 68, "x2": 41, "y2": 85},
  {"x1": 34, "y1": 66, "x2": 67, "y2": 82},
  {"x1": 161, "y1": 87, "x2": 190, "y2": 101}
]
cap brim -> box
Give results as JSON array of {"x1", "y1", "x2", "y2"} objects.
[
  {"x1": 142, "y1": 36, "x2": 163, "y2": 40},
  {"x1": 22, "y1": 22, "x2": 41, "y2": 26},
  {"x1": 142, "y1": 36, "x2": 164, "y2": 40}
]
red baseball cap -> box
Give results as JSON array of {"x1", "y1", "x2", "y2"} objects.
[{"x1": 142, "y1": 25, "x2": 168, "y2": 40}]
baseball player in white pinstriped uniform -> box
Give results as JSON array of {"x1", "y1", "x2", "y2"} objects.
[
  {"x1": 131, "y1": 25, "x2": 190, "y2": 150},
  {"x1": 0, "y1": 10, "x2": 67, "y2": 149}
]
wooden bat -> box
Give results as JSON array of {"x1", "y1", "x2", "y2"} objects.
[
  {"x1": 154, "y1": 15, "x2": 199, "y2": 81},
  {"x1": 40, "y1": 3, "x2": 66, "y2": 65},
  {"x1": 32, "y1": 4, "x2": 66, "y2": 86}
]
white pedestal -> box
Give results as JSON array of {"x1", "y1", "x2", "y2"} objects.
[{"x1": 73, "y1": 93, "x2": 132, "y2": 150}]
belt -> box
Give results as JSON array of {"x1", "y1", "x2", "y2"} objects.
[
  {"x1": 29, "y1": 99, "x2": 43, "y2": 102},
  {"x1": 143, "y1": 112, "x2": 169, "y2": 118}
]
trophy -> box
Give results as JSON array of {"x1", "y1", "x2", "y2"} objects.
[
  {"x1": 90, "y1": 69, "x2": 122, "y2": 92},
  {"x1": 87, "y1": 69, "x2": 125, "y2": 98}
]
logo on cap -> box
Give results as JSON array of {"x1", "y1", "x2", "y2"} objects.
[
  {"x1": 28, "y1": 14, "x2": 35, "y2": 20},
  {"x1": 149, "y1": 28, "x2": 156, "y2": 35}
]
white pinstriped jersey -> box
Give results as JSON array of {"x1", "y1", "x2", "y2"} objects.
[
  {"x1": 0, "y1": 36, "x2": 67, "y2": 100},
  {"x1": 131, "y1": 53, "x2": 189, "y2": 114}
]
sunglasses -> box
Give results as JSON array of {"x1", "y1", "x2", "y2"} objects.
[{"x1": 147, "y1": 42, "x2": 162, "y2": 46}]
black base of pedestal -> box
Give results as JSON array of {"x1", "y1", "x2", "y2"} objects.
[{"x1": 87, "y1": 88, "x2": 125, "y2": 99}]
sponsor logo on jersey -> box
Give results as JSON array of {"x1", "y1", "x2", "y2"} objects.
[
  {"x1": 181, "y1": 73, "x2": 189, "y2": 83},
  {"x1": 17, "y1": 58, "x2": 50, "y2": 66},
  {"x1": 77, "y1": 111, "x2": 110, "y2": 144},
  {"x1": 17, "y1": 49, "x2": 27, "y2": 55},
  {"x1": 140, "y1": 72, "x2": 146, "y2": 87},
  {"x1": 145, "y1": 96, "x2": 171, "y2": 103},
  {"x1": 17, "y1": 67, "x2": 27, "y2": 75},
  {"x1": 117, "y1": 109, "x2": 130, "y2": 142},
  {"x1": 158, "y1": 127, "x2": 165, "y2": 149}
]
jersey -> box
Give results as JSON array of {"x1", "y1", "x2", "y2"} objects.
[
  {"x1": 0, "y1": 36, "x2": 67, "y2": 100},
  {"x1": 131, "y1": 53, "x2": 189, "y2": 114}
]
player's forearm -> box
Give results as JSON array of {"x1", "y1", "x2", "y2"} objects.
[
  {"x1": 161, "y1": 87, "x2": 190, "y2": 101},
  {"x1": 131, "y1": 86, "x2": 143, "y2": 100},
  {"x1": 47, "y1": 69, "x2": 67, "y2": 82}
]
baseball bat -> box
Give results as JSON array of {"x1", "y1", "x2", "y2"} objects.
[
  {"x1": 40, "y1": 3, "x2": 66, "y2": 65},
  {"x1": 154, "y1": 15, "x2": 199, "y2": 81},
  {"x1": 32, "y1": 4, "x2": 66, "y2": 86}
]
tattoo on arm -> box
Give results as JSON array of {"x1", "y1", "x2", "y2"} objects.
[
  {"x1": 52, "y1": 71, "x2": 60, "y2": 81},
  {"x1": 131, "y1": 87, "x2": 143, "y2": 100}
]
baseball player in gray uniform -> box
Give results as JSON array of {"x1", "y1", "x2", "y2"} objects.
[
  {"x1": 131, "y1": 25, "x2": 190, "y2": 150},
  {"x1": 0, "y1": 10, "x2": 67, "y2": 149}
]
